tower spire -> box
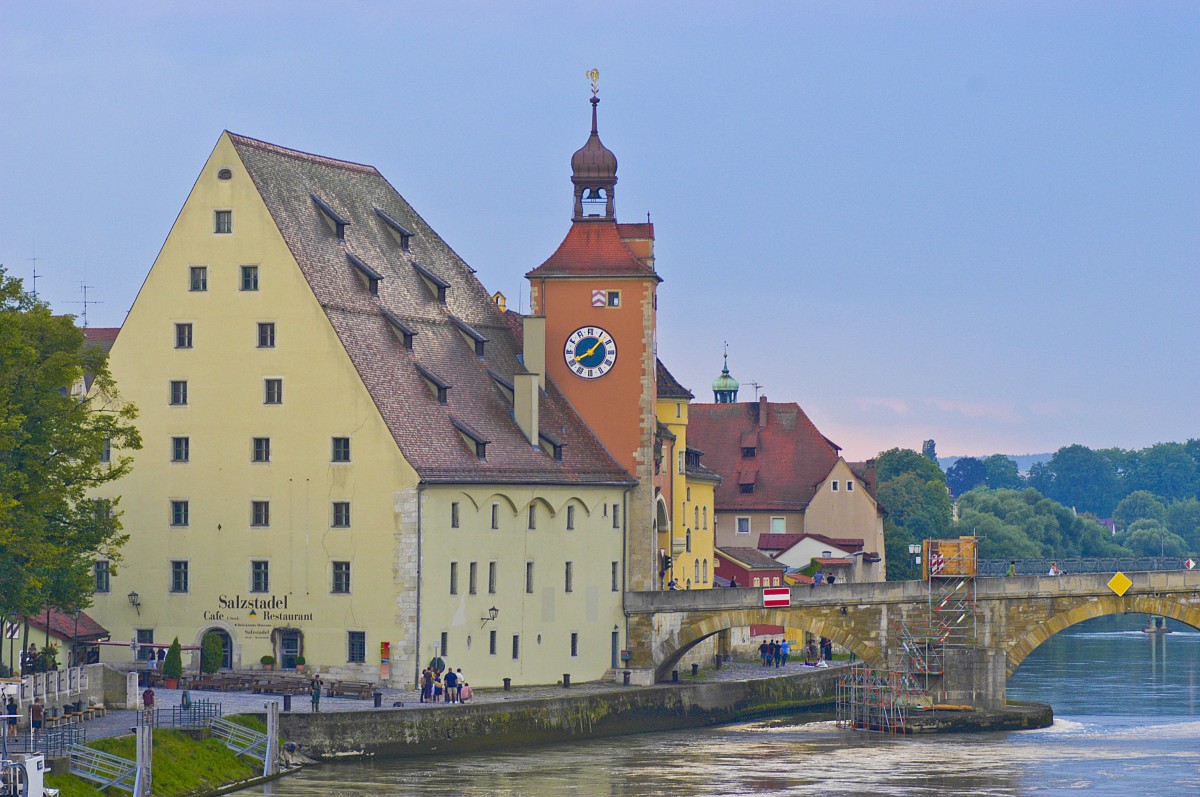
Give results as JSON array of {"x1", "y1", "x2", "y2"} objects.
[{"x1": 571, "y1": 69, "x2": 618, "y2": 221}]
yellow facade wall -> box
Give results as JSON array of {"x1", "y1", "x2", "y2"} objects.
[{"x1": 656, "y1": 398, "x2": 716, "y2": 590}]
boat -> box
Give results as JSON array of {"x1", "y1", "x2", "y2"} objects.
[{"x1": 1143, "y1": 616, "x2": 1172, "y2": 634}]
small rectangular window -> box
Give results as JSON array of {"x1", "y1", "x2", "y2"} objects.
[
  {"x1": 264, "y1": 378, "x2": 283, "y2": 405},
  {"x1": 491, "y1": 504, "x2": 499, "y2": 530},
  {"x1": 214, "y1": 210, "x2": 232, "y2": 234},
  {"x1": 170, "y1": 561, "x2": 189, "y2": 593},
  {"x1": 251, "y1": 560, "x2": 269, "y2": 593},
  {"x1": 565, "y1": 561, "x2": 573, "y2": 593},
  {"x1": 332, "y1": 501, "x2": 351, "y2": 528},
  {"x1": 451, "y1": 502, "x2": 460, "y2": 528},
  {"x1": 488, "y1": 561, "x2": 497, "y2": 594},
  {"x1": 99, "y1": 438, "x2": 111, "y2": 464},
  {"x1": 332, "y1": 561, "x2": 351, "y2": 594},
  {"x1": 440, "y1": 632, "x2": 449, "y2": 657},
  {"x1": 136, "y1": 629, "x2": 154, "y2": 659},
  {"x1": 489, "y1": 630, "x2": 497, "y2": 655},
  {"x1": 525, "y1": 561, "x2": 534, "y2": 594},
  {"x1": 348, "y1": 631, "x2": 366, "y2": 663},
  {"x1": 189, "y1": 266, "x2": 208, "y2": 292},
  {"x1": 469, "y1": 562, "x2": 478, "y2": 595},
  {"x1": 740, "y1": 483, "x2": 755, "y2": 494},
  {"x1": 742, "y1": 447, "x2": 756, "y2": 458},
  {"x1": 512, "y1": 635, "x2": 520, "y2": 660},
  {"x1": 171, "y1": 436, "x2": 190, "y2": 463},
  {"x1": 571, "y1": 632, "x2": 579, "y2": 657},
  {"x1": 771, "y1": 517, "x2": 786, "y2": 534},
  {"x1": 331, "y1": 437, "x2": 351, "y2": 462},
  {"x1": 611, "y1": 561, "x2": 619, "y2": 592},
  {"x1": 847, "y1": 480, "x2": 855, "y2": 492},
  {"x1": 831, "y1": 481, "x2": 839, "y2": 492},
  {"x1": 566, "y1": 505, "x2": 575, "y2": 530},
  {"x1": 607, "y1": 291, "x2": 620, "y2": 307},
  {"x1": 736, "y1": 516, "x2": 751, "y2": 534},
  {"x1": 94, "y1": 561, "x2": 111, "y2": 593},
  {"x1": 171, "y1": 500, "x2": 189, "y2": 527},
  {"x1": 251, "y1": 500, "x2": 270, "y2": 527},
  {"x1": 175, "y1": 323, "x2": 193, "y2": 349},
  {"x1": 170, "y1": 380, "x2": 188, "y2": 406},
  {"x1": 612, "y1": 504, "x2": 620, "y2": 529},
  {"x1": 528, "y1": 504, "x2": 536, "y2": 530},
  {"x1": 450, "y1": 562, "x2": 458, "y2": 595},
  {"x1": 252, "y1": 437, "x2": 271, "y2": 462},
  {"x1": 257, "y1": 322, "x2": 275, "y2": 348},
  {"x1": 240, "y1": 265, "x2": 259, "y2": 291}
]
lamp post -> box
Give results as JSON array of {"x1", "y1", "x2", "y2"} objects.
[
  {"x1": 481, "y1": 606, "x2": 499, "y2": 627},
  {"x1": 127, "y1": 591, "x2": 141, "y2": 615}
]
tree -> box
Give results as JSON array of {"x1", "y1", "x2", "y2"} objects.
[
  {"x1": 921, "y1": 439, "x2": 938, "y2": 462},
  {"x1": 955, "y1": 487, "x2": 1129, "y2": 560},
  {"x1": 1122, "y1": 520, "x2": 1187, "y2": 558},
  {"x1": 163, "y1": 637, "x2": 183, "y2": 679},
  {"x1": 877, "y1": 448, "x2": 945, "y2": 485},
  {"x1": 201, "y1": 633, "x2": 224, "y2": 674},
  {"x1": 0, "y1": 267, "x2": 141, "y2": 620},
  {"x1": 1039, "y1": 445, "x2": 1121, "y2": 517},
  {"x1": 1166, "y1": 498, "x2": 1200, "y2": 551},
  {"x1": 946, "y1": 457, "x2": 987, "y2": 496},
  {"x1": 982, "y1": 454, "x2": 1023, "y2": 490},
  {"x1": 1130, "y1": 443, "x2": 1200, "y2": 502},
  {"x1": 1113, "y1": 490, "x2": 1167, "y2": 529}
]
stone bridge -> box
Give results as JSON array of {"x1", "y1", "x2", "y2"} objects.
[{"x1": 624, "y1": 570, "x2": 1200, "y2": 707}]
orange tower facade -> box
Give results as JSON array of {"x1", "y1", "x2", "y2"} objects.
[{"x1": 527, "y1": 91, "x2": 661, "y2": 591}]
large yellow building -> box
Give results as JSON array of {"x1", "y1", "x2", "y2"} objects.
[{"x1": 89, "y1": 131, "x2": 637, "y2": 687}]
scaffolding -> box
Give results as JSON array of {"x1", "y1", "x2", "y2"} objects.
[{"x1": 837, "y1": 537, "x2": 979, "y2": 734}]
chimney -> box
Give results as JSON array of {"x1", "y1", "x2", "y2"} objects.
[
  {"x1": 758, "y1": 394, "x2": 768, "y2": 429},
  {"x1": 523, "y1": 316, "x2": 546, "y2": 390},
  {"x1": 514, "y1": 372, "x2": 539, "y2": 446}
]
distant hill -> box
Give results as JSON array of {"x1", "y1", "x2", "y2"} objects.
[{"x1": 938, "y1": 453, "x2": 1052, "y2": 476}]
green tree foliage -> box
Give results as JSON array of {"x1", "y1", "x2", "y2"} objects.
[
  {"x1": 1113, "y1": 490, "x2": 1167, "y2": 529},
  {"x1": 921, "y1": 439, "x2": 937, "y2": 462},
  {"x1": 946, "y1": 456, "x2": 986, "y2": 496},
  {"x1": 955, "y1": 487, "x2": 1129, "y2": 560},
  {"x1": 982, "y1": 454, "x2": 1023, "y2": 490},
  {"x1": 875, "y1": 449, "x2": 953, "y2": 581},
  {"x1": 1166, "y1": 498, "x2": 1200, "y2": 551},
  {"x1": 0, "y1": 267, "x2": 141, "y2": 619},
  {"x1": 1130, "y1": 443, "x2": 1200, "y2": 501},
  {"x1": 201, "y1": 633, "x2": 224, "y2": 674},
  {"x1": 163, "y1": 637, "x2": 183, "y2": 679},
  {"x1": 1120, "y1": 519, "x2": 1187, "y2": 557},
  {"x1": 1036, "y1": 444, "x2": 1122, "y2": 516}
]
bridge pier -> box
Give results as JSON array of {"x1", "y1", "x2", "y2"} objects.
[{"x1": 925, "y1": 648, "x2": 1007, "y2": 709}]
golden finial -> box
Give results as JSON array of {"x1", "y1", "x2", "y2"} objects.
[{"x1": 586, "y1": 68, "x2": 600, "y2": 97}]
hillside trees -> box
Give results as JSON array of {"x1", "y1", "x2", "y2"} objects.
[
  {"x1": 956, "y1": 487, "x2": 1130, "y2": 560},
  {"x1": 876, "y1": 448, "x2": 953, "y2": 581},
  {"x1": 0, "y1": 267, "x2": 141, "y2": 620}
]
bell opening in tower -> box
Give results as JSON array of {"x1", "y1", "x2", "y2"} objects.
[{"x1": 582, "y1": 187, "x2": 608, "y2": 218}]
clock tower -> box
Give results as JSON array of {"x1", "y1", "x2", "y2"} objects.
[{"x1": 526, "y1": 84, "x2": 661, "y2": 592}]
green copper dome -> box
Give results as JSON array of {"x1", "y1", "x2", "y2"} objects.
[{"x1": 712, "y1": 352, "x2": 739, "y2": 403}]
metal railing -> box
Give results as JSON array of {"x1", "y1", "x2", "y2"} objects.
[
  {"x1": 978, "y1": 558, "x2": 1189, "y2": 577},
  {"x1": 209, "y1": 717, "x2": 268, "y2": 762},
  {"x1": 135, "y1": 699, "x2": 222, "y2": 730},
  {"x1": 4, "y1": 725, "x2": 87, "y2": 758},
  {"x1": 68, "y1": 743, "x2": 137, "y2": 793}
]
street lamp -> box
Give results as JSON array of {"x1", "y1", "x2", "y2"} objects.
[
  {"x1": 127, "y1": 591, "x2": 141, "y2": 615},
  {"x1": 481, "y1": 606, "x2": 499, "y2": 627}
]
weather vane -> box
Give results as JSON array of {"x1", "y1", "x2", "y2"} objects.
[{"x1": 586, "y1": 68, "x2": 600, "y2": 96}]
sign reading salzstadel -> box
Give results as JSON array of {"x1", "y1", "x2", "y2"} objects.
[{"x1": 204, "y1": 595, "x2": 313, "y2": 639}]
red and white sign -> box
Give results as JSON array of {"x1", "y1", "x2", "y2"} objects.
[
  {"x1": 1186, "y1": 559, "x2": 1196, "y2": 571},
  {"x1": 929, "y1": 552, "x2": 945, "y2": 574},
  {"x1": 591, "y1": 289, "x2": 606, "y2": 307},
  {"x1": 4, "y1": 623, "x2": 19, "y2": 639},
  {"x1": 763, "y1": 587, "x2": 791, "y2": 607}
]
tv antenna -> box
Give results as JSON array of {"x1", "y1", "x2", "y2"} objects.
[
  {"x1": 27, "y1": 245, "x2": 41, "y2": 298},
  {"x1": 68, "y1": 282, "x2": 102, "y2": 328},
  {"x1": 748, "y1": 381, "x2": 763, "y2": 400}
]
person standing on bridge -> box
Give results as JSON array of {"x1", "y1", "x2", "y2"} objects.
[{"x1": 1006, "y1": 561, "x2": 1017, "y2": 577}]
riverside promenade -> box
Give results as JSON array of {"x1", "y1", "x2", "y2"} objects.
[{"x1": 83, "y1": 660, "x2": 841, "y2": 742}]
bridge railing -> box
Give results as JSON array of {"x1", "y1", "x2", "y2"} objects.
[{"x1": 978, "y1": 558, "x2": 1188, "y2": 577}]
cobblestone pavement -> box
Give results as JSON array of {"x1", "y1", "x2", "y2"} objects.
[{"x1": 77, "y1": 658, "x2": 846, "y2": 741}]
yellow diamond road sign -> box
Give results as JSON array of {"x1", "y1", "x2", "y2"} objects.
[{"x1": 1108, "y1": 572, "x2": 1132, "y2": 596}]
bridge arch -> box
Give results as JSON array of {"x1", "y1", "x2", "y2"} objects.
[
  {"x1": 1006, "y1": 595, "x2": 1200, "y2": 676},
  {"x1": 650, "y1": 608, "x2": 885, "y2": 681}
]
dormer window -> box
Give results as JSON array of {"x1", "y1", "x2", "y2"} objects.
[
  {"x1": 539, "y1": 431, "x2": 565, "y2": 462},
  {"x1": 375, "y1": 208, "x2": 413, "y2": 252},
  {"x1": 742, "y1": 447, "x2": 756, "y2": 458},
  {"x1": 489, "y1": 370, "x2": 515, "y2": 403},
  {"x1": 412, "y1": 262, "x2": 448, "y2": 303},
  {"x1": 414, "y1": 363, "x2": 451, "y2": 404},
  {"x1": 347, "y1": 253, "x2": 382, "y2": 296},
  {"x1": 451, "y1": 316, "x2": 487, "y2": 357},
  {"x1": 450, "y1": 416, "x2": 488, "y2": 459},
  {"x1": 382, "y1": 309, "x2": 417, "y2": 350},
  {"x1": 312, "y1": 194, "x2": 349, "y2": 240}
]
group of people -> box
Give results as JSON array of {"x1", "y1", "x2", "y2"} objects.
[
  {"x1": 812, "y1": 571, "x2": 836, "y2": 585},
  {"x1": 1004, "y1": 561, "x2": 1066, "y2": 576},
  {"x1": 758, "y1": 638, "x2": 791, "y2": 667},
  {"x1": 4, "y1": 696, "x2": 46, "y2": 739},
  {"x1": 419, "y1": 666, "x2": 473, "y2": 704}
]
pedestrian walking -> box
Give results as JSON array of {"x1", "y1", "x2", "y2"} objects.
[
  {"x1": 5, "y1": 696, "x2": 17, "y2": 739},
  {"x1": 772, "y1": 640, "x2": 782, "y2": 667},
  {"x1": 1005, "y1": 560, "x2": 1017, "y2": 577},
  {"x1": 310, "y1": 679, "x2": 321, "y2": 713},
  {"x1": 30, "y1": 698, "x2": 44, "y2": 740},
  {"x1": 780, "y1": 639, "x2": 790, "y2": 666},
  {"x1": 758, "y1": 640, "x2": 770, "y2": 666},
  {"x1": 142, "y1": 687, "x2": 155, "y2": 722}
]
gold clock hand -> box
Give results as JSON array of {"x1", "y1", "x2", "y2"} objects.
[{"x1": 575, "y1": 336, "x2": 605, "y2": 362}]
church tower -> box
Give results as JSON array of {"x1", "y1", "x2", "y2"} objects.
[{"x1": 526, "y1": 78, "x2": 661, "y2": 591}]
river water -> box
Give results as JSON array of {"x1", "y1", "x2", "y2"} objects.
[{"x1": 252, "y1": 614, "x2": 1199, "y2": 796}]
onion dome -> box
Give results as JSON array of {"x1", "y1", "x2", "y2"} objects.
[
  {"x1": 712, "y1": 351, "x2": 740, "y2": 404},
  {"x1": 572, "y1": 97, "x2": 618, "y2": 182}
]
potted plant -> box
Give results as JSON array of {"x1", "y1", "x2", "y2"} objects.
[
  {"x1": 260, "y1": 654, "x2": 275, "y2": 671},
  {"x1": 162, "y1": 638, "x2": 183, "y2": 688},
  {"x1": 200, "y1": 633, "x2": 223, "y2": 674},
  {"x1": 294, "y1": 655, "x2": 306, "y2": 673}
]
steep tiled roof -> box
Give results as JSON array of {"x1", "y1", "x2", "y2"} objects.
[
  {"x1": 756, "y1": 533, "x2": 805, "y2": 552},
  {"x1": 688, "y1": 399, "x2": 840, "y2": 511},
  {"x1": 716, "y1": 547, "x2": 784, "y2": 570},
  {"x1": 22, "y1": 608, "x2": 109, "y2": 641},
  {"x1": 526, "y1": 220, "x2": 659, "y2": 279},
  {"x1": 656, "y1": 359, "x2": 694, "y2": 400},
  {"x1": 83, "y1": 327, "x2": 120, "y2": 355},
  {"x1": 766, "y1": 533, "x2": 865, "y2": 556},
  {"x1": 229, "y1": 133, "x2": 632, "y2": 486}
]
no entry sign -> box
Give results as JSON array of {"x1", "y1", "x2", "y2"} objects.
[{"x1": 763, "y1": 587, "x2": 791, "y2": 607}]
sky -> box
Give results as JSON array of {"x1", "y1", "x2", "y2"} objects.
[{"x1": 2, "y1": 2, "x2": 1197, "y2": 462}]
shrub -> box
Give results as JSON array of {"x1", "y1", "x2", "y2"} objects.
[
  {"x1": 163, "y1": 638, "x2": 183, "y2": 680},
  {"x1": 200, "y1": 633, "x2": 223, "y2": 674},
  {"x1": 260, "y1": 655, "x2": 275, "y2": 667},
  {"x1": 293, "y1": 655, "x2": 305, "y2": 666}
]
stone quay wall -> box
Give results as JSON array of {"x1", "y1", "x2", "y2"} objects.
[{"x1": 275, "y1": 669, "x2": 841, "y2": 759}]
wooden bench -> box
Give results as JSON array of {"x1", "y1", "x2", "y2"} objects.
[{"x1": 325, "y1": 681, "x2": 375, "y2": 700}]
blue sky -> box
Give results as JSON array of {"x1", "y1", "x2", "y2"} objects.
[{"x1": 2, "y1": 2, "x2": 1196, "y2": 461}]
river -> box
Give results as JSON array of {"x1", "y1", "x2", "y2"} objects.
[{"x1": 252, "y1": 614, "x2": 1199, "y2": 796}]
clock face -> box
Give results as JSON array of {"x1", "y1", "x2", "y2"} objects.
[{"x1": 564, "y1": 326, "x2": 617, "y2": 379}]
